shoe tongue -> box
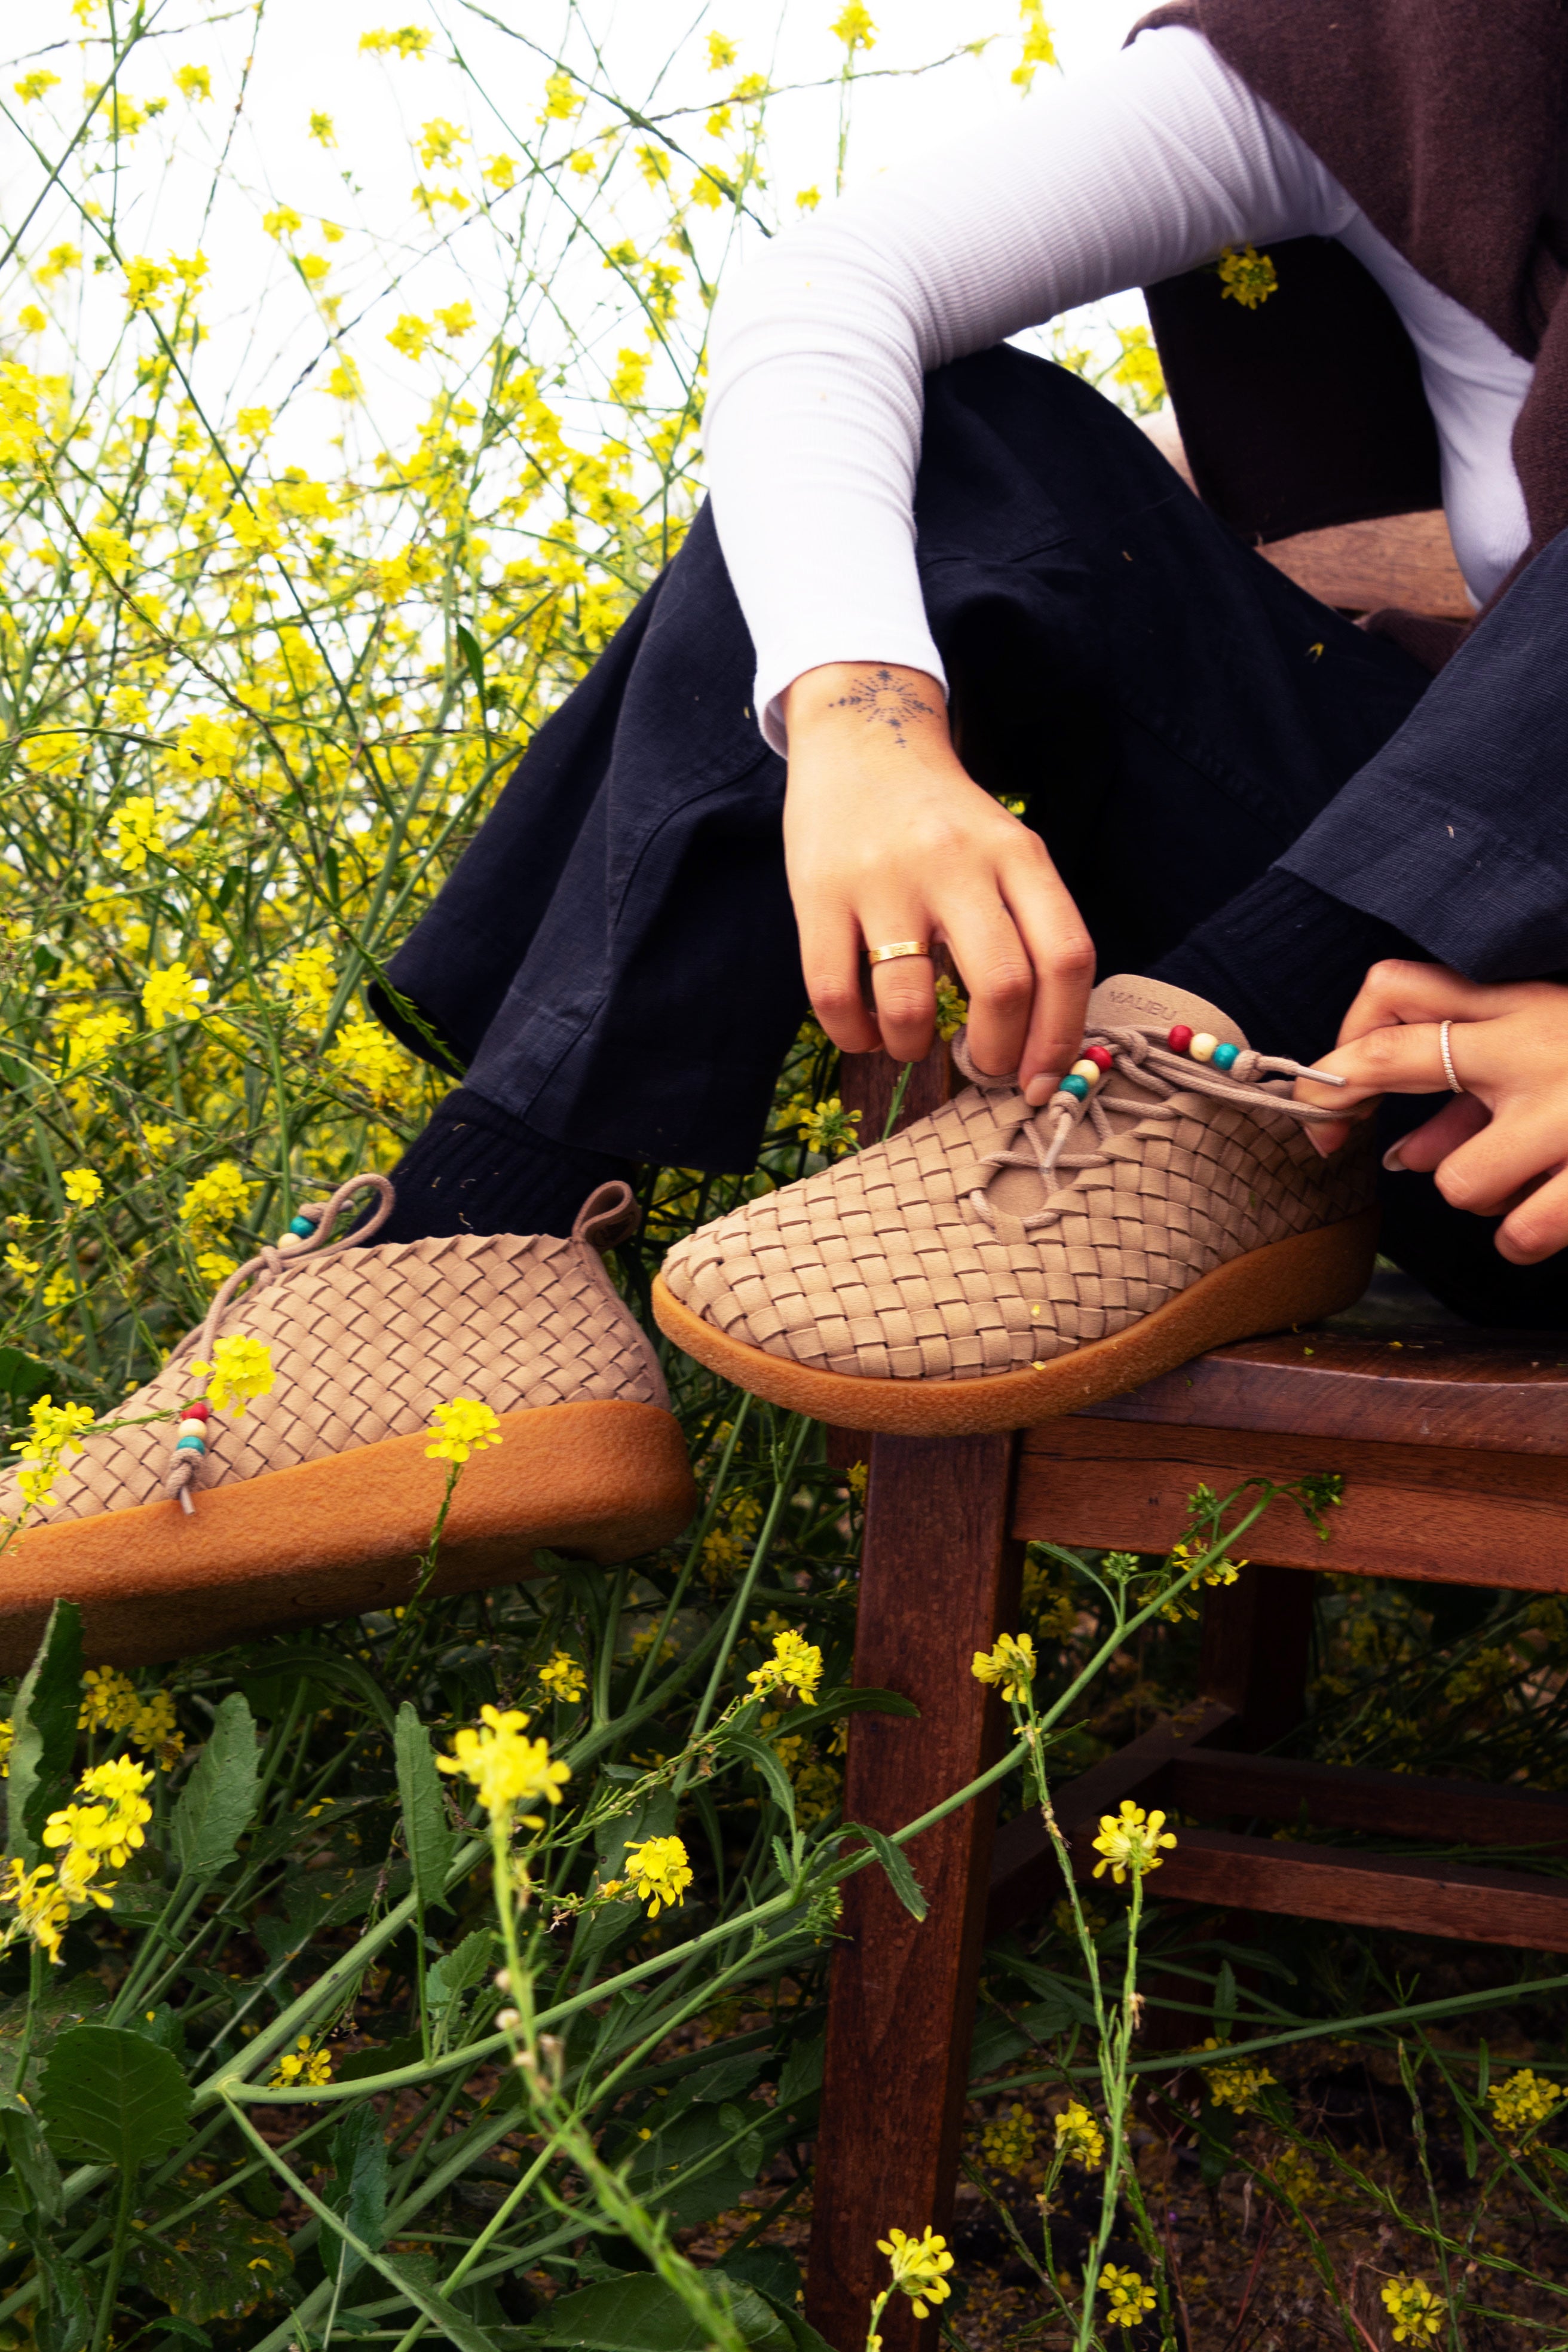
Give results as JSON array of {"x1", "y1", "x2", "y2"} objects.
[
  {"x1": 983, "y1": 973, "x2": 1249, "y2": 1223},
  {"x1": 1086, "y1": 972, "x2": 1249, "y2": 1052}
]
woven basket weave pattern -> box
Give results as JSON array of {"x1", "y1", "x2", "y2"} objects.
[
  {"x1": 4, "y1": 1230, "x2": 666, "y2": 1524},
  {"x1": 661, "y1": 1079, "x2": 1375, "y2": 1384}
]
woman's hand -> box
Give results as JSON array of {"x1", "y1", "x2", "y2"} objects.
[
  {"x1": 1293, "y1": 960, "x2": 1568, "y2": 1264},
  {"x1": 781, "y1": 661, "x2": 1094, "y2": 1098}
]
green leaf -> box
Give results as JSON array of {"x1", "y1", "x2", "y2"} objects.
[
  {"x1": 523, "y1": 2271, "x2": 789, "y2": 2351},
  {"x1": 776, "y1": 2032, "x2": 825, "y2": 2112},
  {"x1": 0, "y1": 2089, "x2": 62, "y2": 2222},
  {"x1": 36, "y1": 2023, "x2": 192, "y2": 2172},
  {"x1": 125, "y1": 2201, "x2": 291, "y2": 2323},
  {"x1": 29, "y1": 2234, "x2": 93, "y2": 2352},
  {"x1": 716, "y1": 1728, "x2": 795, "y2": 1826},
  {"x1": 426, "y1": 1926, "x2": 492, "y2": 2011},
  {"x1": 841, "y1": 1822, "x2": 926, "y2": 1922},
  {"x1": 8, "y1": 1599, "x2": 84, "y2": 1867},
  {"x1": 336, "y1": 2032, "x2": 424, "y2": 2085},
  {"x1": 321, "y1": 2103, "x2": 387, "y2": 2287},
  {"x1": 0, "y1": 1346, "x2": 50, "y2": 1416},
  {"x1": 396, "y1": 1701, "x2": 457, "y2": 1915},
  {"x1": 454, "y1": 622, "x2": 485, "y2": 698},
  {"x1": 170, "y1": 1692, "x2": 259, "y2": 1878},
  {"x1": 779, "y1": 1685, "x2": 918, "y2": 1742},
  {"x1": 686, "y1": 2049, "x2": 765, "y2": 2105}
]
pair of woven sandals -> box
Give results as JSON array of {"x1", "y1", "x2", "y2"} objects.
[{"x1": 0, "y1": 977, "x2": 1376, "y2": 1665}]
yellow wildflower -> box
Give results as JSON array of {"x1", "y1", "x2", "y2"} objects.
[
  {"x1": 981, "y1": 2103, "x2": 1035, "y2": 2172},
  {"x1": 123, "y1": 256, "x2": 173, "y2": 312},
  {"x1": 308, "y1": 112, "x2": 336, "y2": 146},
  {"x1": 1380, "y1": 2277, "x2": 1446, "y2": 2344},
  {"x1": 795, "y1": 1096, "x2": 860, "y2": 1157},
  {"x1": 175, "y1": 65, "x2": 211, "y2": 101},
  {"x1": 875, "y1": 2227, "x2": 952, "y2": 2322},
  {"x1": 1091, "y1": 1800, "x2": 1177, "y2": 1885},
  {"x1": 538, "y1": 1652, "x2": 588, "y2": 1705},
  {"x1": 0, "y1": 1722, "x2": 12, "y2": 1777},
  {"x1": 1200, "y1": 2039, "x2": 1277, "y2": 2115},
  {"x1": 326, "y1": 1017, "x2": 409, "y2": 1103},
  {"x1": 485, "y1": 154, "x2": 517, "y2": 191},
  {"x1": 1218, "y1": 244, "x2": 1278, "y2": 309},
  {"x1": 434, "y1": 300, "x2": 474, "y2": 339},
  {"x1": 191, "y1": 1334, "x2": 274, "y2": 1417},
  {"x1": 4, "y1": 1245, "x2": 39, "y2": 1282},
  {"x1": 1489, "y1": 2066, "x2": 1563, "y2": 2146},
  {"x1": 61, "y1": 1168, "x2": 102, "y2": 1210},
  {"x1": 14, "y1": 72, "x2": 60, "y2": 103},
  {"x1": 795, "y1": 186, "x2": 822, "y2": 212},
  {"x1": 237, "y1": 405, "x2": 272, "y2": 442},
  {"x1": 971, "y1": 1630, "x2": 1036, "y2": 1704},
  {"x1": 426, "y1": 1398, "x2": 501, "y2": 1464},
  {"x1": 706, "y1": 32, "x2": 737, "y2": 69},
  {"x1": 36, "y1": 244, "x2": 80, "y2": 286},
  {"x1": 438, "y1": 1704, "x2": 569, "y2": 1822},
  {"x1": 621, "y1": 1833, "x2": 693, "y2": 1918},
  {"x1": 360, "y1": 26, "x2": 433, "y2": 59},
  {"x1": 1097, "y1": 2265, "x2": 1156, "y2": 2330},
  {"x1": 79, "y1": 1666, "x2": 139, "y2": 1735},
  {"x1": 178, "y1": 1159, "x2": 252, "y2": 1234},
  {"x1": 0, "y1": 1861, "x2": 74, "y2": 1963},
  {"x1": 270, "y1": 2034, "x2": 333, "y2": 2087},
  {"x1": 1013, "y1": 0, "x2": 1058, "y2": 94},
  {"x1": 143, "y1": 961, "x2": 208, "y2": 1031},
  {"x1": 831, "y1": 4, "x2": 876, "y2": 49},
  {"x1": 262, "y1": 206, "x2": 303, "y2": 243},
  {"x1": 746, "y1": 1628, "x2": 824, "y2": 1705},
  {"x1": 1054, "y1": 2099, "x2": 1105, "y2": 2170}
]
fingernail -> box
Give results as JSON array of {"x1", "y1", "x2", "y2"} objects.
[
  {"x1": 1382, "y1": 1140, "x2": 1406, "y2": 1173},
  {"x1": 1025, "y1": 1074, "x2": 1060, "y2": 1108}
]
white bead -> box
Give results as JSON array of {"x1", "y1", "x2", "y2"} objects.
[
  {"x1": 1069, "y1": 1059, "x2": 1101, "y2": 1087},
  {"x1": 1188, "y1": 1031, "x2": 1218, "y2": 1063}
]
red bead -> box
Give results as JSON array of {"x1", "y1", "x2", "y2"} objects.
[
  {"x1": 183, "y1": 1399, "x2": 210, "y2": 1420},
  {"x1": 1083, "y1": 1045, "x2": 1114, "y2": 1074},
  {"x1": 1168, "y1": 1024, "x2": 1193, "y2": 1055}
]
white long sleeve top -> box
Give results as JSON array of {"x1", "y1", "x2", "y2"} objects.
[{"x1": 705, "y1": 26, "x2": 1535, "y2": 754}]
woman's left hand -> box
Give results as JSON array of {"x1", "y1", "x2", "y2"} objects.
[{"x1": 1293, "y1": 960, "x2": 1568, "y2": 1265}]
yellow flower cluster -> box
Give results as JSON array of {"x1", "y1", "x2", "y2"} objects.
[
  {"x1": 874, "y1": 2227, "x2": 953, "y2": 2323},
  {"x1": 794, "y1": 1095, "x2": 860, "y2": 1159},
  {"x1": 270, "y1": 2033, "x2": 334, "y2": 2087},
  {"x1": 746, "y1": 1627, "x2": 824, "y2": 1705},
  {"x1": 981, "y1": 2102, "x2": 1036, "y2": 2173},
  {"x1": 1380, "y1": 2276, "x2": 1446, "y2": 2344},
  {"x1": 0, "y1": 1752, "x2": 152, "y2": 1959},
  {"x1": 1091, "y1": 1800, "x2": 1177, "y2": 1886},
  {"x1": 14, "y1": 1394, "x2": 96, "y2": 1513},
  {"x1": 971, "y1": 1630, "x2": 1036, "y2": 1704},
  {"x1": 537, "y1": 1651, "x2": 588, "y2": 1705},
  {"x1": 439, "y1": 1704, "x2": 569, "y2": 1823},
  {"x1": 1200, "y1": 2039, "x2": 1278, "y2": 2115},
  {"x1": 1053, "y1": 2099, "x2": 1105, "y2": 2171},
  {"x1": 1489, "y1": 2066, "x2": 1563, "y2": 2146},
  {"x1": 426, "y1": 1397, "x2": 502, "y2": 1463},
  {"x1": 621, "y1": 1833, "x2": 693, "y2": 1918},
  {"x1": 1097, "y1": 2264, "x2": 1156, "y2": 2330},
  {"x1": 79, "y1": 1668, "x2": 185, "y2": 1769},
  {"x1": 1218, "y1": 244, "x2": 1278, "y2": 309},
  {"x1": 190, "y1": 1333, "x2": 274, "y2": 1416}
]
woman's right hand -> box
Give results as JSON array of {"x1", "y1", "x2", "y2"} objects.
[{"x1": 780, "y1": 661, "x2": 1095, "y2": 1102}]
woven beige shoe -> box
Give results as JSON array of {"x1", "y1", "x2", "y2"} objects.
[
  {"x1": 0, "y1": 1178, "x2": 694, "y2": 1668},
  {"x1": 654, "y1": 976, "x2": 1379, "y2": 1436}
]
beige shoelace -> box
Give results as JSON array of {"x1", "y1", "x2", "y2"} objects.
[
  {"x1": 165, "y1": 1172, "x2": 393, "y2": 1509},
  {"x1": 952, "y1": 1025, "x2": 1348, "y2": 1236}
]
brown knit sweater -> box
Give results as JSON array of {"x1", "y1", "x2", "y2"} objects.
[{"x1": 1133, "y1": 2, "x2": 1568, "y2": 570}]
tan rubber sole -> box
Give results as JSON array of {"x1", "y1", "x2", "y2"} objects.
[
  {"x1": 653, "y1": 1206, "x2": 1380, "y2": 1438},
  {"x1": 0, "y1": 1399, "x2": 697, "y2": 1671}
]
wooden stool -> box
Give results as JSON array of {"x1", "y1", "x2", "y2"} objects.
[{"x1": 800, "y1": 499, "x2": 1565, "y2": 2350}]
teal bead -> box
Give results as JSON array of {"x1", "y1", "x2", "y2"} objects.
[
  {"x1": 1212, "y1": 1040, "x2": 1239, "y2": 1073},
  {"x1": 288, "y1": 1214, "x2": 315, "y2": 1239},
  {"x1": 1059, "y1": 1073, "x2": 1089, "y2": 1100},
  {"x1": 175, "y1": 1434, "x2": 206, "y2": 1454}
]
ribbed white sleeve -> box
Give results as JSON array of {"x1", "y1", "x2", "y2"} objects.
[{"x1": 705, "y1": 27, "x2": 1352, "y2": 752}]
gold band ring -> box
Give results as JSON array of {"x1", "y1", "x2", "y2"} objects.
[
  {"x1": 1438, "y1": 1017, "x2": 1463, "y2": 1094},
  {"x1": 865, "y1": 939, "x2": 931, "y2": 967}
]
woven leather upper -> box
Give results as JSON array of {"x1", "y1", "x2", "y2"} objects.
[
  {"x1": 4, "y1": 1227, "x2": 667, "y2": 1525},
  {"x1": 661, "y1": 1043, "x2": 1374, "y2": 1386}
]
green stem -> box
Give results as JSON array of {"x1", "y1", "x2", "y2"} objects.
[{"x1": 90, "y1": 2164, "x2": 136, "y2": 2352}]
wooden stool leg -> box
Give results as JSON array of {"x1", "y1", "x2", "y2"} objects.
[
  {"x1": 1199, "y1": 1561, "x2": 1315, "y2": 1750},
  {"x1": 806, "y1": 1432, "x2": 1024, "y2": 2351}
]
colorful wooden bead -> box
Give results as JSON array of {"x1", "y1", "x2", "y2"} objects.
[
  {"x1": 288, "y1": 1214, "x2": 315, "y2": 1239},
  {"x1": 1083, "y1": 1045, "x2": 1114, "y2": 1074},
  {"x1": 1189, "y1": 1032, "x2": 1218, "y2": 1063},
  {"x1": 1168, "y1": 1024, "x2": 1193, "y2": 1055},
  {"x1": 1059, "y1": 1073, "x2": 1090, "y2": 1100},
  {"x1": 1212, "y1": 1040, "x2": 1240, "y2": 1072},
  {"x1": 175, "y1": 1434, "x2": 206, "y2": 1454},
  {"x1": 176, "y1": 1417, "x2": 207, "y2": 1438},
  {"x1": 1069, "y1": 1058, "x2": 1102, "y2": 1088},
  {"x1": 182, "y1": 1400, "x2": 210, "y2": 1422}
]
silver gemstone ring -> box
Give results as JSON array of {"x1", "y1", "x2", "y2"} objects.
[{"x1": 1438, "y1": 1017, "x2": 1463, "y2": 1095}]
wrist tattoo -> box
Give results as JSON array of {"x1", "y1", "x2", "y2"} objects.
[{"x1": 831, "y1": 666, "x2": 933, "y2": 748}]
